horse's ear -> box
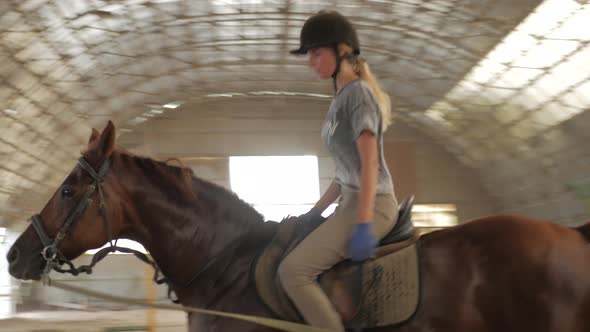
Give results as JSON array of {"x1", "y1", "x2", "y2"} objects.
[
  {"x1": 96, "y1": 121, "x2": 116, "y2": 159},
  {"x1": 88, "y1": 128, "x2": 100, "y2": 145}
]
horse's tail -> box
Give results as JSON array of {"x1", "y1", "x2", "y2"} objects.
[{"x1": 575, "y1": 222, "x2": 590, "y2": 242}]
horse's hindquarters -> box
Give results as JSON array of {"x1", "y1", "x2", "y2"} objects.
[{"x1": 405, "y1": 217, "x2": 590, "y2": 332}]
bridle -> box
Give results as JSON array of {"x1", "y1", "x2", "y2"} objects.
[
  {"x1": 28, "y1": 155, "x2": 246, "y2": 304},
  {"x1": 30, "y1": 156, "x2": 166, "y2": 285}
]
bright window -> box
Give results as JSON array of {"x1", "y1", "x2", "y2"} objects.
[
  {"x1": 229, "y1": 156, "x2": 321, "y2": 221},
  {"x1": 412, "y1": 204, "x2": 458, "y2": 234},
  {"x1": 86, "y1": 239, "x2": 147, "y2": 255},
  {"x1": 0, "y1": 227, "x2": 13, "y2": 318}
]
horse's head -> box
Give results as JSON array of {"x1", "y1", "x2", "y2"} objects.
[{"x1": 7, "y1": 121, "x2": 126, "y2": 280}]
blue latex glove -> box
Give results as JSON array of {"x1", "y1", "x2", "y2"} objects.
[{"x1": 349, "y1": 223, "x2": 377, "y2": 262}]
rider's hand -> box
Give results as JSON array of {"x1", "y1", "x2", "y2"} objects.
[
  {"x1": 349, "y1": 223, "x2": 376, "y2": 262},
  {"x1": 302, "y1": 207, "x2": 322, "y2": 221}
]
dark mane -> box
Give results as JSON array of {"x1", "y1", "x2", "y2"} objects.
[
  {"x1": 190, "y1": 176, "x2": 266, "y2": 226},
  {"x1": 117, "y1": 151, "x2": 265, "y2": 226}
]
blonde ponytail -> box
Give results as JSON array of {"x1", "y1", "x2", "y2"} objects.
[
  {"x1": 338, "y1": 44, "x2": 393, "y2": 131},
  {"x1": 357, "y1": 59, "x2": 393, "y2": 131}
]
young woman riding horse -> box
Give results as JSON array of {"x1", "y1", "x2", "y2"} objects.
[{"x1": 279, "y1": 10, "x2": 399, "y2": 331}]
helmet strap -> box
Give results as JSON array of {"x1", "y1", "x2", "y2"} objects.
[
  {"x1": 331, "y1": 44, "x2": 341, "y2": 93},
  {"x1": 331, "y1": 46, "x2": 358, "y2": 93}
]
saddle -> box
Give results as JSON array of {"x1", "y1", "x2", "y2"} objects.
[{"x1": 252, "y1": 196, "x2": 421, "y2": 329}]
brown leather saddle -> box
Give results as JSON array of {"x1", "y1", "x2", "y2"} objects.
[{"x1": 252, "y1": 196, "x2": 421, "y2": 329}]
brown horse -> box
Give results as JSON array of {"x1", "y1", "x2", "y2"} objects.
[{"x1": 7, "y1": 121, "x2": 590, "y2": 332}]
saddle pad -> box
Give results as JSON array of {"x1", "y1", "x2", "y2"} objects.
[{"x1": 343, "y1": 243, "x2": 420, "y2": 328}]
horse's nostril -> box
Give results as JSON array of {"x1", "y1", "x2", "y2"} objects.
[{"x1": 7, "y1": 246, "x2": 19, "y2": 265}]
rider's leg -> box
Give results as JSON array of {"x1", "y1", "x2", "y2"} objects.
[{"x1": 278, "y1": 191, "x2": 397, "y2": 331}]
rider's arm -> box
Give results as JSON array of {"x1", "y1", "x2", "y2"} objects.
[
  {"x1": 356, "y1": 130, "x2": 378, "y2": 223},
  {"x1": 311, "y1": 179, "x2": 341, "y2": 215}
]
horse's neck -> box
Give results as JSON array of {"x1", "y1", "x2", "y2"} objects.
[{"x1": 124, "y1": 169, "x2": 269, "y2": 307}]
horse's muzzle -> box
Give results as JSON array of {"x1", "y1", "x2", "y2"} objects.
[{"x1": 7, "y1": 240, "x2": 46, "y2": 281}]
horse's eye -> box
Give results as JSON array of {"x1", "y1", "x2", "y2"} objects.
[{"x1": 61, "y1": 187, "x2": 75, "y2": 198}]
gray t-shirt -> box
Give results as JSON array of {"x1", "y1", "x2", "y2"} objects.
[{"x1": 321, "y1": 79, "x2": 394, "y2": 194}]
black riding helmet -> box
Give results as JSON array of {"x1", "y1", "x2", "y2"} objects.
[
  {"x1": 291, "y1": 11, "x2": 360, "y2": 91},
  {"x1": 290, "y1": 10, "x2": 360, "y2": 56}
]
